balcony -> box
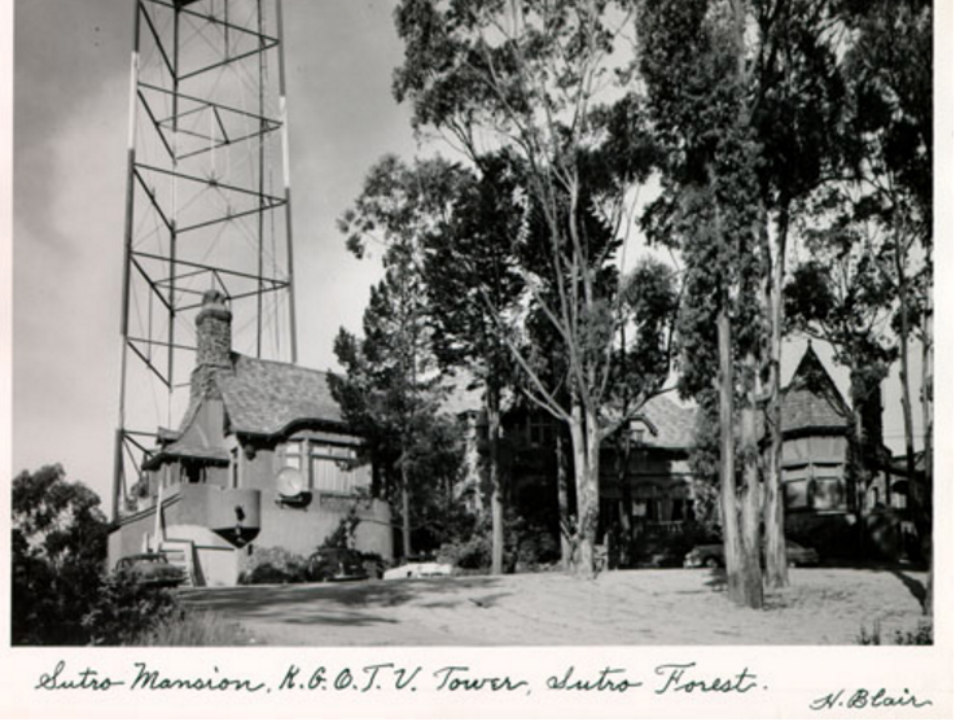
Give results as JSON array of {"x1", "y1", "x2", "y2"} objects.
[{"x1": 177, "y1": 485, "x2": 261, "y2": 546}]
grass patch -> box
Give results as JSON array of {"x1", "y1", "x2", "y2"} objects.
[
  {"x1": 131, "y1": 609, "x2": 256, "y2": 646},
  {"x1": 858, "y1": 619, "x2": 932, "y2": 645}
]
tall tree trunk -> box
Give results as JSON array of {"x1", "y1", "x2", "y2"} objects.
[
  {"x1": 717, "y1": 304, "x2": 746, "y2": 605},
  {"x1": 741, "y1": 358, "x2": 764, "y2": 609},
  {"x1": 568, "y1": 401, "x2": 598, "y2": 576},
  {"x1": 921, "y1": 244, "x2": 933, "y2": 615},
  {"x1": 556, "y1": 426, "x2": 572, "y2": 568},
  {"x1": 487, "y1": 385, "x2": 504, "y2": 575},
  {"x1": 764, "y1": 207, "x2": 788, "y2": 587},
  {"x1": 893, "y1": 227, "x2": 919, "y2": 556},
  {"x1": 920, "y1": 250, "x2": 933, "y2": 616},
  {"x1": 617, "y1": 427, "x2": 634, "y2": 569},
  {"x1": 582, "y1": 405, "x2": 602, "y2": 576},
  {"x1": 400, "y1": 458, "x2": 412, "y2": 559},
  {"x1": 849, "y1": 401, "x2": 868, "y2": 559}
]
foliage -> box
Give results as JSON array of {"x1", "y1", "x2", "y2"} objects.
[
  {"x1": 321, "y1": 506, "x2": 362, "y2": 549},
  {"x1": 334, "y1": 155, "x2": 468, "y2": 556},
  {"x1": 238, "y1": 546, "x2": 309, "y2": 585},
  {"x1": 11, "y1": 464, "x2": 214, "y2": 647},
  {"x1": 82, "y1": 569, "x2": 180, "y2": 646},
  {"x1": 132, "y1": 610, "x2": 254, "y2": 647},
  {"x1": 392, "y1": 0, "x2": 676, "y2": 575},
  {"x1": 436, "y1": 510, "x2": 558, "y2": 573},
  {"x1": 12, "y1": 465, "x2": 111, "y2": 645}
]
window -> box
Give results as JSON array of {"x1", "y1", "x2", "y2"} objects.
[
  {"x1": 646, "y1": 499, "x2": 660, "y2": 522},
  {"x1": 180, "y1": 462, "x2": 206, "y2": 485},
  {"x1": 310, "y1": 444, "x2": 369, "y2": 495},
  {"x1": 671, "y1": 498, "x2": 686, "y2": 521},
  {"x1": 810, "y1": 477, "x2": 844, "y2": 511},
  {"x1": 785, "y1": 480, "x2": 809, "y2": 510},
  {"x1": 283, "y1": 440, "x2": 303, "y2": 470},
  {"x1": 528, "y1": 415, "x2": 551, "y2": 447}
]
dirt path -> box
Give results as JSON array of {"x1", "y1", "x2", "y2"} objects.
[{"x1": 180, "y1": 568, "x2": 928, "y2": 646}]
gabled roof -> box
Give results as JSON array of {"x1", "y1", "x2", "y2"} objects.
[
  {"x1": 637, "y1": 394, "x2": 697, "y2": 450},
  {"x1": 216, "y1": 354, "x2": 345, "y2": 437},
  {"x1": 781, "y1": 344, "x2": 851, "y2": 435}
]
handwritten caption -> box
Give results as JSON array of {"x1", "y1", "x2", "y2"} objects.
[
  {"x1": 35, "y1": 659, "x2": 762, "y2": 698},
  {"x1": 33, "y1": 659, "x2": 937, "y2": 711}
]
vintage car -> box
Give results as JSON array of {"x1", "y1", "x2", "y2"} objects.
[
  {"x1": 683, "y1": 540, "x2": 819, "y2": 568},
  {"x1": 383, "y1": 554, "x2": 454, "y2": 580},
  {"x1": 306, "y1": 548, "x2": 368, "y2": 582},
  {"x1": 115, "y1": 553, "x2": 186, "y2": 588}
]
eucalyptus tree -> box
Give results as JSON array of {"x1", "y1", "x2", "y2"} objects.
[
  {"x1": 637, "y1": 0, "x2": 768, "y2": 606},
  {"x1": 836, "y1": 0, "x2": 933, "y2": 550},
  {"x1": 392, "y1": 0, "x2": 671, "y2": 574}
]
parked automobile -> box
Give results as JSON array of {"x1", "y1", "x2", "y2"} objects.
[
  {"x1": 784, "y1": 540, "x2": 820, "y2": 567},
  {"x1": 115, "y1": 553, "x2": 186, "y2": 588},
  {"x1": 306, "y1": 548, "x2": 368, "y2": 582},
  {"x1": 683, "y1": 540, "x2": 819, "y2": 568},
  {"x1": 383, "y1": 554, "x2": 454, "y2": 580}
]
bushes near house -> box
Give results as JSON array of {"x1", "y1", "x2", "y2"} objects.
[
  {"x1": 238, "y1": 545, "x2": 309, "y2": 584},
  {"x1": 82, "y1": 569, "x2": 181, "y2": 645},
  {"x1": 436, "y1": 513, "x2": 559, "y2": 573}
]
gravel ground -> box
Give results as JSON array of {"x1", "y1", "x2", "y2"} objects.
[{"x1": 180, "y1": 567, "x2": 929, "y2": 646}]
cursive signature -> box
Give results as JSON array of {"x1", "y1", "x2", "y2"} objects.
[{"x1": 810, "y1": 687, "x2": 933, "y2": 711}]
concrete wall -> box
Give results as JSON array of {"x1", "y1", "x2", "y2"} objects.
[
  {"x1": 254, "y1": 494, "x2": 392, "y2": 559},
  {"x1": 177, "y1": 485, "x2": 261, "y2": 538},
  {"x1": 240, "y1": 437, "x2": 393, "y2": 560}
]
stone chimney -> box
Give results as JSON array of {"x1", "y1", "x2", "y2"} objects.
[{"x1": 191, "y1": 290, "x2": 232, "y2": 399}]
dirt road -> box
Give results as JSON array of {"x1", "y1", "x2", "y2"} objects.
[{"x1": 180, "y1": 568, "x2": 928, "y2": 646}]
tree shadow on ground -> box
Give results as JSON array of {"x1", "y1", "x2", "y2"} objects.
[
  {"x1": 179, "y1": 576, "x2": 503, "y2": 623},
  {"x1": 889, "y1": 569, "x2": 927, "y2": 610}
]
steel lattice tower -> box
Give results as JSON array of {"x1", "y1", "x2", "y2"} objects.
[{"x1": 113, "y1": 0, "x2": 297, "y2": 520}]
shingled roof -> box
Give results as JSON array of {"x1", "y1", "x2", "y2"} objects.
[
  {"x1": 637, "y1": 394, "x2": 697, "y2": 449},
  {"x1": 781, "y1": 344, "x2": 851, "y2": 435},
  {"x1": 215, "y1": 354, "x2": 344, "y2": 437}
]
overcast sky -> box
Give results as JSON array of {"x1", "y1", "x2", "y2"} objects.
[
  {"x1": 10, "y1": 0, "x2": 936, "y2": 508},
  {"x1": 12, "y1": 0, "x2": 419, "y2": 503}
]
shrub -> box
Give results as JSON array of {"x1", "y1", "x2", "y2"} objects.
[
  {"x1": 321, "y1": 507, "x2": 361, "y2": 549},
  {"x1": 437, "y1": 533, "x2": 492, "y2": 570},
  {"x1": 82, "y1": 569, "x2": 180, "y2": 646},
  {"x1": 359, "y1": 552, "x2": 386, "y2": 579},
  {"x1": 436, "y1": 513, "x2": 559, "y2": 573},
  {"x1": 238, "y1": 546, "x2": 308, "y2": 584}
]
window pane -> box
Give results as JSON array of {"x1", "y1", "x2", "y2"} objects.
[
  {"x1": 785, "y1": 480, "x2": 809, "y2": 509},
  {"x1": 811, "y1": 478, "x2": 844, "y2": 510},
  {"x1": 284, "y1": 441, "x2": 302, "y2": 470}
]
